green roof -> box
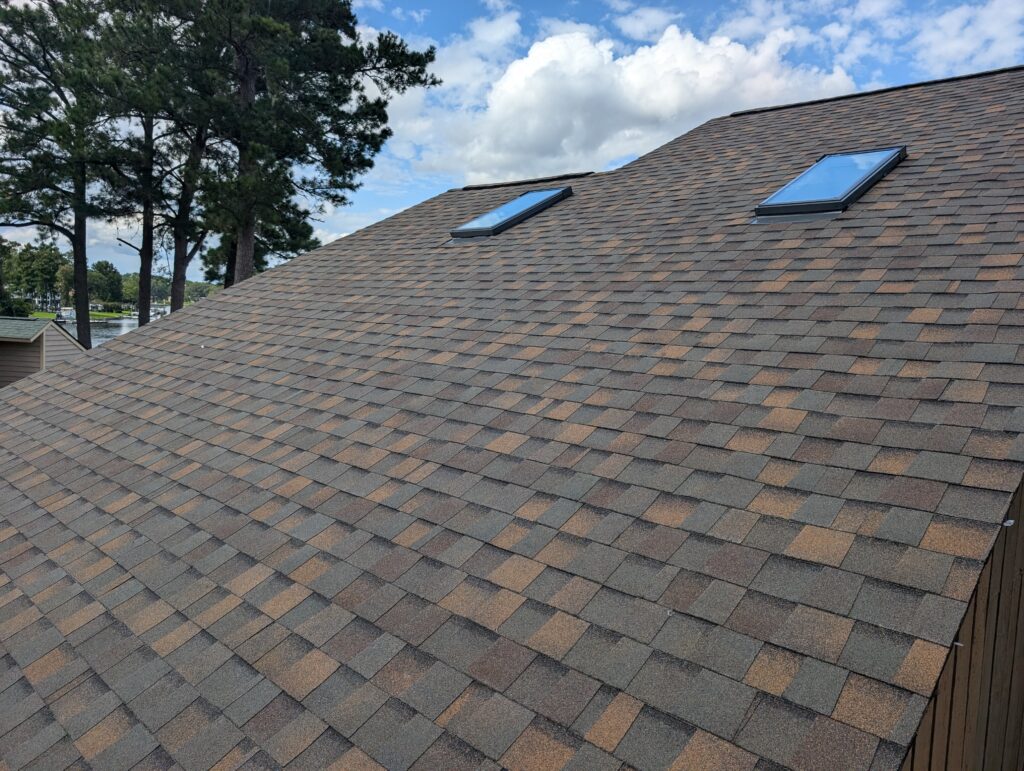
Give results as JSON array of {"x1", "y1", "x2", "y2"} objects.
[{"x1": 0, "y1": 316, "x2": 49, "y2": 341}]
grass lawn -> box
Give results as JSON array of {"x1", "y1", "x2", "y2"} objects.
[{"x1": 31, "y1": 310, "x2": 132, "y2": 320}]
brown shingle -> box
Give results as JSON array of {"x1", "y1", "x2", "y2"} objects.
[{"x1": 1, "y1": 66, "x2": 1022, "y2": 771}]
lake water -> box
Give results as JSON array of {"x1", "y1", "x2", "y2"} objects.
[
  {"x1": 92, "y1": 317, "x2": 140, "y2": 345},
  {"x1": 63, "y1": 306, "x2": 171, "y2": 346},
  {"x1": 66, "y1": 316, "x2": 139, "y2": 346}
]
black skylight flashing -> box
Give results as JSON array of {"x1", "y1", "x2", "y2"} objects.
[
  {"x1": 450, "y1": 186, "x2": 572, "y2": 238},
  {"x1": 755, "y1": 146, "x2": 907, "y2": 217}
]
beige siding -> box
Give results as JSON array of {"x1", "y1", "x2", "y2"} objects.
[
  {"x1": 0, "y1": 339, "x2": 42, "y2": 387},
  {"x1": 43, "y1": 326, "x2": 83, "y2": 368}
]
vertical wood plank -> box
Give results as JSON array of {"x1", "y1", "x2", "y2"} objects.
[
  {"x1": 900, "y1": 742, "x2": 914, "y2": 771},
  {"x1": 964, "y1": 551, "x2": 994, "y2": 769},
  {"x1": 1000, "y1": 511, "x2": 1024, "y2": 770},
  {"x1": 930, "y1": 641, "x2": 955, "y2": 770},
  {"x1": 913, "y1": 698, "x2": 935, "y2": 771},
  {"x1": 987, "y1": 512, "x2": 1021, "y2": 765},
  {"x1": 947, "y1": 598, "x2": 975, "y2": 769}
]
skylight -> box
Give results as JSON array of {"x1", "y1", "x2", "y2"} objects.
[
  {"x1": 755, "y1": 146, "x2": 907, "y2": 217},
  {"x1": 451, "y1": 187, "x2": 572, "y2": 238}
]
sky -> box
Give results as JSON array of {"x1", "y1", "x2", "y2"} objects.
[{"x1": 2, "y1": 0, "x2": 1021, "y2": 280}]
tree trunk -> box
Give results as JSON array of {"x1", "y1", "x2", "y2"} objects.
[
  {"x1": 234, "y1": 204, "x2": 256, "y2": 283},
  {"x1": 223, "y1": 236, "x2": 237, "y2": 288},
  {"x1": 171, "y1": 233, "x2": 188, "y2": 311},
  {"x1": 232, "y1": 44, "x2": 257, "y2": 284},
  {"x1": 138, "y1": 114, "x2": 154, "y2": 326},
  {"x1": 170, "y1": 128, "x2": 206, "y2": 312},
  {"x1": 72, "y1": 162, "x2": 91, "y2": 349}
]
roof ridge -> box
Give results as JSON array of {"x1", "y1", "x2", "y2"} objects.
[
  {"x1": 458, "y1": 171, "x2": 593, "y2": 191},
  {"x1": 729, "y1": 64, "x2": 1024, "y2": 117}
]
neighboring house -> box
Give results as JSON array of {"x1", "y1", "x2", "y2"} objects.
[
  {"x1": 0, "y1": 66, "x2": 1023, "y2": 770},
  {"x1": 0, "y1": 316, "x2": 84, "y2": 388}
]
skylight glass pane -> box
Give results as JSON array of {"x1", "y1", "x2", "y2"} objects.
[
  {"x1": 756, "y1": 146, "x2": 906, "y2": 216},
  {"x1": 451, "y1": 187, "x2": 571, "y2": 237}
]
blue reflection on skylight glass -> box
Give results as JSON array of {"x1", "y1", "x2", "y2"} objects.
[
  {"x1": 452, "y1": 187, "x2": 571, "y2": 237},
  {"x1": 757, "y1": 147, "x2": 905, "y2": 216}
]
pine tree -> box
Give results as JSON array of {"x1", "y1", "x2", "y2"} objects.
[
  {"x1": 99, "y1": 0, "x2": 221, "y2": 317},
  {"x1": 0, "y1": 0, "x2": 111, "y2": 347},
  {"x1": 186, "y1": 0, "x2": 439, "y2": 283},
  {"x1": 202, "y1": 196, "x2": 320, "y2": 286}
]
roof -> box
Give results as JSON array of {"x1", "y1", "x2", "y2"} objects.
[
  {"x1": 0, "y1": 65, "x2": 1022, "y2": 770},
  {"x1": 0, "y1": 315, "x2": 49, "y2": 342}
]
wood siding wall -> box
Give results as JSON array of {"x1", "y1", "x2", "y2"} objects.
[
  {"x1": 43, "y1": 326, "x2": 83, "y2": 367},
  {"x1": 902, "y1": 484, "x2": 1024, "y2": 770},
  {"x1": 0, "y1": 339, "x2": 42, "y2": 388}
]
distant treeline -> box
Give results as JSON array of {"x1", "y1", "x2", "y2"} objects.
[
  {"x1": 0, "y1": 238, "x2": 217, "y2": 317},
  {"x1": 0, "y1": 0, "x2": 438, "y2": 347}
]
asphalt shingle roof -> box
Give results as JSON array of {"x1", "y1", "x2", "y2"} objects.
[
  {"x1": 0, "y1": 316, "x2": 48, "y2": 342},
  {"x1": 0, "y1": 66, "x2": 1022, "y2": 770}
]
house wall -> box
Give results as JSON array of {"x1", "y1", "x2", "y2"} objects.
[
  {"x1": 902, "y1": 484, "x2": 1024, "y2": 770},
  {"x1": 0, "y1": 339, "x2": 42, "y2": 387},
  {"x1": 43, "y1": 326, "x2": 82, "y2": 367}
]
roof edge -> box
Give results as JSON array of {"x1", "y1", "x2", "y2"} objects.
[
  {"x1": 458, "y1": 171, "x2": 593, "y2": 191},
  {"x1": 729, "y1": 64, "x2": 1024, "y2": 117},
  {"x1": 47, "y1": 319, "x2": 86, "y2": 350}
]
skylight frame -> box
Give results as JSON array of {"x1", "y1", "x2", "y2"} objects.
[
  {"x1": 755, "y1": 146, "x2": 907, "y2": 217},
  {"x1": 450, "y1": 186, "x2": 573, "y2": 238}
]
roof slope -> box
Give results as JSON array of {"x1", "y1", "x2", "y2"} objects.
[
  {"x1": 1, "y1": 67, "x2": 1023, "y2": 770},
  {"x1": 0, "y1": 316, "x2": 49, "y2": 342}
]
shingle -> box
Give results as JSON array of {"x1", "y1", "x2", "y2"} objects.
[
  {"x1": 2, "y1": 66, "x2": 1022, "y2": 771},
  {"x1": 580, "y1": 587, "x2": 667, "y2": 642},
  {"x1": 832, "y1": 674, "x2": 920, "y2": 742},
  {"x1": 605, "y1": 554, "x2": 679, "y2": 600},
  {"x1": 506, "y1": 656, "x2": 600, "y2": 725},
  {"x1": 562, "y1": 626, "x2": 652, "y2": 689},
  {"x1": 628, "y1": 651, "x2": 756, "y2": 738},
  {"x1": 783, "y1": 658, "x2": 849, "y2": 714},
  {"x1": 652, "y1": 613, "x2": 762, "y2": 680},
  {"x1": 441, "y1": 685, "x2": 534, "y2": 760},
  {"x1": 614, "y1": 706, "x2": 695, "y2": 771},
  {"x1": 736, "y1": 695, "x2": 815, "y2": 766},
  {"x1": 351, "y1": 698, "x2": 441, "y2": 770}
]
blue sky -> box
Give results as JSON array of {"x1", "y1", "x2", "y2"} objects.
[{"x1": 4, "y1": 0, "x2": 1021, "y2": 279}]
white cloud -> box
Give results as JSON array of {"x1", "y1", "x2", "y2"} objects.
[
  {"x1": 391, "y1": 7, "x2": 429, "y2": 24},
  {"x1": 0, "y1": 227, "x2": 36, "y2": 245},
  {"x1": 388, "y1": 20, "x2": 853, "y2": 184},
  {"x1": 613, "y1": 7, "x2": 684, "y2": 42},
  {"x1": 851, "y1": 0, "x2": 902, "y2": 21},
  {"x1": 912, "y1": 0, "x2": 1024, "y2": 76},
  {"x1": 7, "y1": 0, "x2": 1020, "y2": 264},
  {"x1": 537, "y1": 17, "x2": 602, "y2": 39},
  {"x1": 715, "y1": 0, "x2": 797, "y2": 41}
]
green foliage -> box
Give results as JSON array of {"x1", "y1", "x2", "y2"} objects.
[
  {"x1": 88, "y1": 260, "x2": 123, "y2": 303},
  {"x1": 184, "y1": 280, "x2": 218, "y2": 304},
  {"x1": 121, "y1": 273, "x2": 139, "y2": 304},
  {"x1": 188, "y1": 0, "x2": 438, "y2": 280},
  {"x1": 202, "y1": 199, "x2": 321, "y2": 284},
  {"x1": 0, "y1": 295, "x2": 33, "y2": 317},
  {"x1": 3, "y1": 242, "x2": 69, "y2": 302},
  {"x1": 0, "y1": 238, "x2": 29, "y2": 316},
  {"x1": 123, "y1": 272, "x2": 192, "y2": 305},
  {"x1": 57, "y1": 263, "x2": 75, "y2": 306},
  {"x1": 1, "y1": 0, "x2": 439, "y2": 333},
  {"x1": 151, "y1": 275, "x2": 171, "y2": 304},
  {"x1": 0, "y1": 0, "x2": 113, "y2": 346}
]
